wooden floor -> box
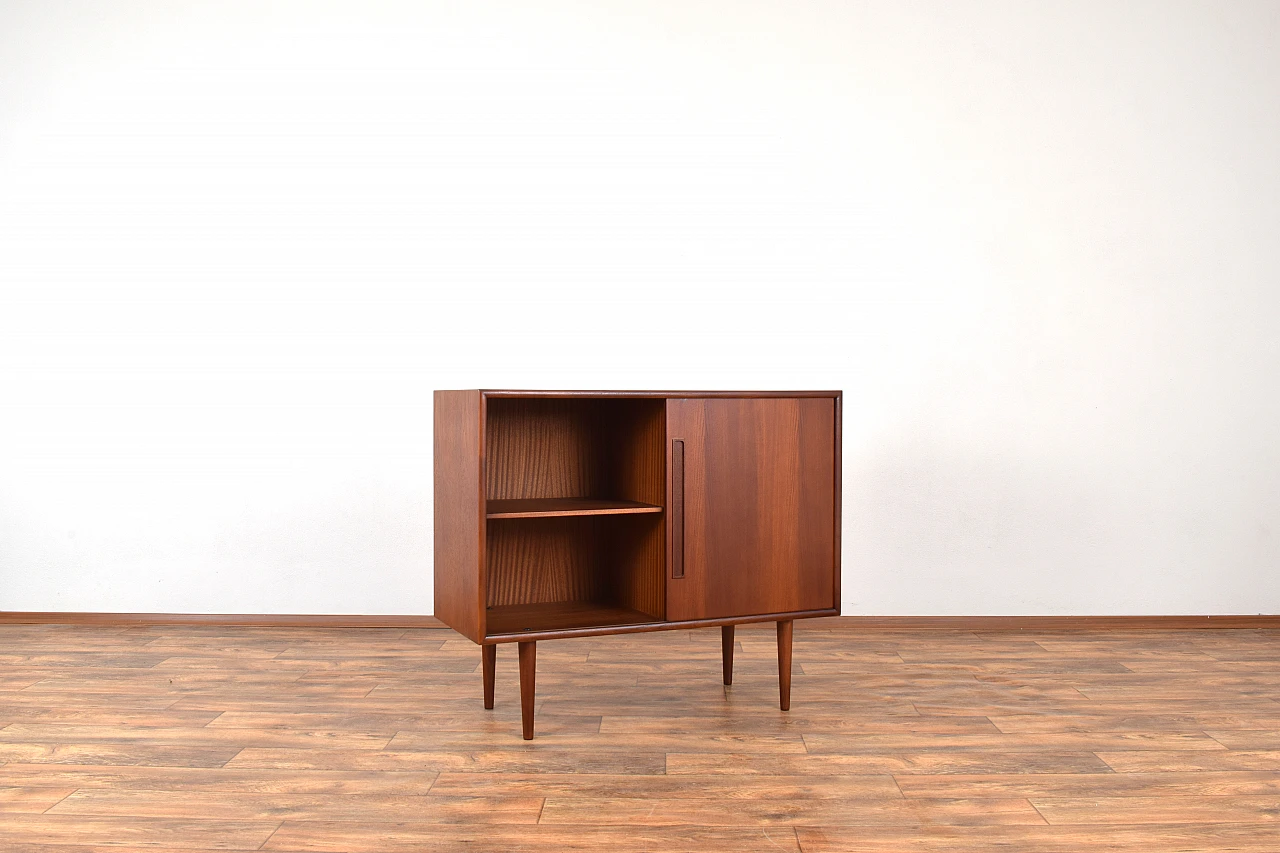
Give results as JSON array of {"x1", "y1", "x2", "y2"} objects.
[{"x1": 1, "y1": 620, "x2": 1279, "y2": 851}]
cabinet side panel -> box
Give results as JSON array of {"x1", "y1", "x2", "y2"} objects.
[
  {"x1": 434, "y1": 390, "x2": 483, "y2": 643},
  {"x1": 833, "y1": 392, "x2": 843, "y2": 613}
]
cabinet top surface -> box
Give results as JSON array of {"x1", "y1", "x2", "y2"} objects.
[{"x1": 439, "y1": 390, "x2": 842, "y2": 399}]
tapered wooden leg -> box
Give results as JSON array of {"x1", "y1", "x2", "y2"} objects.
[
  {"x1": 518, "y1": 640, "x2": 536, "y2": 740},
  {"x1": 721, "y1": 625, "x2": 735, "y2": 685},
  {"x1": 482, "y1": 644, "x2": 496, "y2": 710},
  {"x1": 777, "y1": 619, "x2": 793, "y2": 711}
]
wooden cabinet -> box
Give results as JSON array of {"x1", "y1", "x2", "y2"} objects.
[{"x1": 434, "y1": 390, "x2": 841, "y2": 738}]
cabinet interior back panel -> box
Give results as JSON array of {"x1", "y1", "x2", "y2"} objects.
[
  {"x1": 484, "y1": 398, "x2": 665, "y2": 504},
  {"x1": 485, "y1": 516, "x2": 664, "y2": 619},
  {"x1": 486, "y1": 518, "x2": 601, "y2": 607}
]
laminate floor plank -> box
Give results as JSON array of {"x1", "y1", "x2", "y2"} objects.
[
  {"x1": 795, "y1": 823, "x2": 1280, "y2": 852},
  {"x1": 0, "y1": 724, "x2": 394, "y2": 750},
  {"x1": 0, "y1": 814, "x2": 280, "y2": 849},
  {"x1": 803, "y1": 730, "x2": 1229, "y2": 753},
  {"x1": 869, "y1": 660, "x2": 1138, "y2": 674},
  {"x1": 0, "y1": 708, "x2": 224, "y2": 727},
  {"x1": 225, "y1": 747, "x2": 667, "y2": 774},
  {"x1": 1, "y1": 621, "x2": 1276, "y2": 850},
  {"x1": 0, "y1": 653, "x2": 173, "y2": 668},
  {"x1": 666, "y1": 751, "x2": 1118, "y2": 775},
  {"x1": 538, "y1": 795, "x2": 1046, "y2": 826},
  {"x1": 0, "y1": 742, "x2": 243, "y2": 768},
  {"x1": 244, "y1": 657, "x2": 477, "y2": 674},
  {"x1": 46, "y1": 789, "x2": 544, "y2": 823},
  {"x1": 597, "y1": 714, "x2": 1000, "y2": 735},
  {"x1": 2, "y1": 846, "x2": 264, "y2": 853},
  {"x1": 15, "y1": 679, "x2": 368, "y2": 696},
  {"x1": 261, "y1": 822, "x2": 805, "y2": 852},
  {"x1": 428, "y1": 771, "x2": 903, "y2": 799},
  {"x1": 916, "y1": 698, "x2": 1280, "y2": 716},
  {"x1": 0, "y1": 693, "x2": 183, "y2": 710},
  {"x1": 1097, "y1": 750, "x2": 1280, "y2": 772},
  {"x1": 895, "y1": 771, "x2": 1280, "y2": 798},
  {"x1": 0, "y1": 763, "x2": 441, "y2": 794},
  {"x1": 1031, "y1": 795, "x2": 1280, "y2": 825},
  {"x1": 0, "y1": 785, "x2": 78, "y2": 812},
  {"x1": 387, "y1": 729, "x2": 808, "y2": 753},
  {"x1": 204, "y1": 710, "x2": 602, "y2": 734},
  {"x1": 989, "y1": 713, "x2": 1280, "y2": 733},
  {"x1": 541, "y1": 699, "x2": 925, "y2": 717},
  {"x1": 1206, "y1": 730, "x2": 1280, "y2": 749}
]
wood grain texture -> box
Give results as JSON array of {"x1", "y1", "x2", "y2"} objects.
[
  {"x1": 263, "y1": 823, "x2": 806, "y2": 852},
  {"x1": 485, "y1": 398, "x2": 597, "y2": 501},
  {"x1": 1, "y1": 620, "x2": 1278, "y2": 850},
  {"x1": 485, "y1": 518, "x2": 601, "y2": 608},
  {"x1": 433, "y1": 390, "x2": 484, "y2": 643},
  {"x1": 794, "y1": 824, "x2": 1280, "y2": 852},
  {"x1": 485, "y1": 514, "x2": 664, "y2": 621},
  {"x1": 485, "y1": 602, "x2": 659, "y2": 636},
  {"x1": 483, "y1": 397, "x2": 664, "y2": 505},
  {"x1": 485, "y1": 498, "x2": 662, "y2": 518},
  {"x1": 608, "y1": 501, "x2": 666, "y2": 621},
  {"x1": 666, "y1": 397, "x2": 836, "y2": 621},
  {"x1": 600, "y1": 395, "x2": 666, "y2": 509}
]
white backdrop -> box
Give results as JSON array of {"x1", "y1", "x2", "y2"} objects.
[{"x1": 2, "y1": 1, "x2": 1278, "y2": 616}]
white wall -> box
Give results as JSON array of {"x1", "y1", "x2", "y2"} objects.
[{"x1": 2, "y1": 1, "x2": 1278, "y2": 616}]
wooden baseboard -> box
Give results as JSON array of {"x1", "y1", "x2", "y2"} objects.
[
  {"x1": 0, "y1": 612, "x2": 1275, "y2": 630},
  {"x1": 819, "y1": 615, "x2": 1280, "y2": 630},
  {"x1": 0, "y1": 612, "x2": 447, "y2": 629}
]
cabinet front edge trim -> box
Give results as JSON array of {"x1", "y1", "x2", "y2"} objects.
[{"x1": 477, "y1": 390, "x2": 842, "y2": 399}]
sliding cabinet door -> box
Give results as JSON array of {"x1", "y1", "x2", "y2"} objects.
[{"x1": 666, "y1": 397, "x2": 836, "y2": 622}]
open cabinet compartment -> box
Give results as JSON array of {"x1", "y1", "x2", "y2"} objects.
[
  {"x1": 483, "y1": 397, "x2": 666, "y2": 637},
  {"x1": 485, "y1": 514, "x2": 664, "y2": 635}
]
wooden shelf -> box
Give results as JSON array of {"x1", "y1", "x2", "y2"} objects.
[
  {"x1": 485, "y1": 498, "x2": 663, "y2": 519},
  {"x1": 486, "y1": 601, "x2": 660, "y2": 637}
]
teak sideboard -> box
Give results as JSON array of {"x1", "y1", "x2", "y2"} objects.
[{"x1": 434, "y1": 390, "x2": 842, "y2": 738}]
